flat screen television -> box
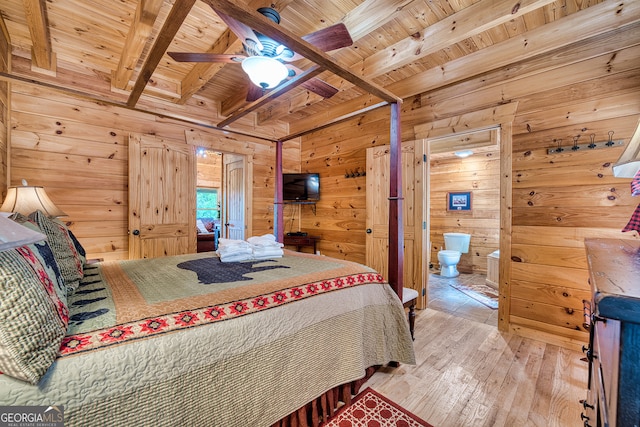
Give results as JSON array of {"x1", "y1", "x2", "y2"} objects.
[{"x1": 282, "y1": 173, "x2": 320, "y2": 201}]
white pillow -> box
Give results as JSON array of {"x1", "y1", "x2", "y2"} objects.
[{"x1": 196, "y1": 219, "x2": 208, "y2": 233}]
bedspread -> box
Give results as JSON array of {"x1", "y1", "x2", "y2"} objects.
[{"x1": 0, "y1": 250, "x2": 415, "y2": 426}]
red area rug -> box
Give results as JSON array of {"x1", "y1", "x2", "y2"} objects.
[{"x1": 321, "y1": 387, "x2": 433, "y2": 427}]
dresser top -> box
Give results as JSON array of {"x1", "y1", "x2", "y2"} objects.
[{"x1": 585, "y1": 238, "x2": 640, "y2": 323}]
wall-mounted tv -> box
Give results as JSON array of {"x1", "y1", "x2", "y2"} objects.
[{"x1": 283, "y1": 173, "x2": 320, "y2": 201}]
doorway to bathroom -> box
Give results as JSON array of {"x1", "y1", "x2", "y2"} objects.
[
  {"x1": 416, "y1": 103, "x2": 516, "y2": 330},
  {"x1": 425, "y1": 128, "x2": 501, "y2": 324}
]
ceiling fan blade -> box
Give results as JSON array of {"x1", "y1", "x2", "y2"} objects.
[
  {"x1": 300, "y1": 78, "x2": 339, "y2": 98},
  {"x1": 280, "y1": 23, "x2": 354, "y2": 62},
  {"x1": 286, "y1": 64, "x2": 338, "y2": 98},
  {"x1": 304, "y1": 23, "x2": 353, "y2": 52},
  {"x1": 246, "y1": 83, "x2": 265, "y2": 102},
  {"x1": 214, "y1": 10, "x2": 263, "y2": 52},
  {"x1": 168, "y1": 52, "x2": 246, "y2": 63}
]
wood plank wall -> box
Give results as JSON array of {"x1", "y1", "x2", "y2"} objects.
[
  {"x1": 430, "y1": 147, "x2": 501, "y2": 274},
  {"x1": 196, "y1": 150, "x2": 222, "y2": 188},
  {"x1": 299, "y1": 24, "x2": 640, "y2": 349},
  {"x1": 7, "y1": 82, "x2": 296, "y2": 261}
]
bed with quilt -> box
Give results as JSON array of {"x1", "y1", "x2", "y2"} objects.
[{"x1": 0, "y1": 212, "x2": 415, "y2": 427}]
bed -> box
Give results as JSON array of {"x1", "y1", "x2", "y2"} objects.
[{"x1": 0, "y1": 213, "x2": 415, "y2": 427}]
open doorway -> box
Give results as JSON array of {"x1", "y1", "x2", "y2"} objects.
[
  {"x1": 196, "y1": 148, "x2": 249, "y2": 251},
  {"x1": 425, "y1": 129, "x2": 501, "y2": 325}
]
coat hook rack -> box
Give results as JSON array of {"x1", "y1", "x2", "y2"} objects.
[
  {"x1": 547, "y1": 131, "x2": 624, "y2": 154},
  {"x1": 345, "y1": 167, "x2": 366, "y2": 178}
]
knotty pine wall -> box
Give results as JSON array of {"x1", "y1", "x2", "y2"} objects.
[
  {"x1": 196, "y1": 150, "x2": 222, "y2": 188},
  {"x1": 429, "y1": 147, "x2": 501, "y2": 275},
  {"x1": 299, "y1": 28, "x2": 640, "y2": 349},
  {"x1": 6, "y1": 81, "x2": 297, "y2": 261}
]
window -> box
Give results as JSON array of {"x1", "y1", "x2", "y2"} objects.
[{"x1": 197, "y1": 188, "x2": 220, "y2": 222}]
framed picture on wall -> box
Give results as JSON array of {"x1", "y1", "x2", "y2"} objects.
[{"x1": 447, "y1": 191, "x2": 472, "y2": 211}]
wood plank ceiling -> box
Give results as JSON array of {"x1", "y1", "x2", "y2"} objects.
[{"x1": 0, "y1": 0, "x2": 615, "y2": 140}]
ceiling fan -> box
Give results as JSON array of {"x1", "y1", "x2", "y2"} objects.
[{"x1": 168, "y1": 7, "x2": 353, "y2": 101}]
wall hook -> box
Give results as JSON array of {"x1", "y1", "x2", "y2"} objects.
[
  {"x1": 606, "y1": 130, "x2": 615, "y2": 146},
  {"x1": 572, "y1": 135, "x2": 580, "y2": 151},
  {"x1": 548, "y1": 131, "x2": 624, "y2": 154}
]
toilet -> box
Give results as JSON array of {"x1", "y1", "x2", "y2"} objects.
[{"x1": 437, "y1": 232, "x2": 471, "y2": 278}]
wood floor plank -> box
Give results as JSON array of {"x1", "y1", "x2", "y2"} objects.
[{"x1": 365, "y1": 307, "x2": 587, "y2": 427}]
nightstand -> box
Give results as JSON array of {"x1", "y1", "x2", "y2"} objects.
[{"x1": 283, "y1": 235, "x2": 320, "y2": 253}]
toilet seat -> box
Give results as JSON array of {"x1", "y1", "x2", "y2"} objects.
[{"x1": 439, "y1": 250, "x2": 460, "y2": 257}]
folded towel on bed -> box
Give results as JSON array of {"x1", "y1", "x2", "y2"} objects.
[
  {"x1": 217, "y1": 236, "x2": 284, "y2": 262},
  {"x1": 247, "y1": 234, "x2": 284, "y2": 248},
  {"x1": 252, "y1": 247, "x2": 284, "y2": 260},
  {"x1": 217, "y1": 239, "x2": 253, "y2": 262}
]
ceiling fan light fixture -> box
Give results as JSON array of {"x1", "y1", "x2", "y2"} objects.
[{"x1": 241, "y1": 56, "x2": 289, "y2": 89}]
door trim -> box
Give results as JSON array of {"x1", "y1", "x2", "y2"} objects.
[
  {"x1": 186, "y1": 131, "x2": 254, "y2": 239},
  {"x1": 415, "y1": 102, "x2": 517, "y2": 332}
]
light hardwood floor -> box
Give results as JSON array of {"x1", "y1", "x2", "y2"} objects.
[{"x1": 364, "y1": 273, "x2": 589, "y2": 427}]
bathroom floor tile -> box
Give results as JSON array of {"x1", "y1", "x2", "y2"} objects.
[{"x1": 427, "y1": 271, "x2": 496, "y2": 326}]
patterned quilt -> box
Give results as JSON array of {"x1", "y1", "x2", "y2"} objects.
[{"x1": 0, "y1": 250, "x2": 415, "y2": 427}]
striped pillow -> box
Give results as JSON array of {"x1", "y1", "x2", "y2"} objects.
[
  {"x1": 0, "y1": 238, "x2": 69, "y2": 384},
  {"x1": 29, "y1": 210, "x2": 84, "y2": 294}
]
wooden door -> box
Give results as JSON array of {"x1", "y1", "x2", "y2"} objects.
[
  {"x1": 366, "y1": 142, "x2": 427, "y2": 308},
  {"x1": 224, "y1": 155, "x2": 245, "y2": 240},
  {"x1": 128, "y1": 134, "x2": 196, "y2": 259}
]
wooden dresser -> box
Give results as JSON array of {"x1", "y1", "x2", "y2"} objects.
[{"x1": 583, "y1": 238, "x2": 640, "y2": 427}]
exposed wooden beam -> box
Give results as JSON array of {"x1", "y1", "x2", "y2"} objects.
[
  {"x1": 201, "y1": 0, "x2": 402, "y2": 104},
  {"x1": 342, "y1": 0, "x2": 419, "y2": 42},
  {"x1": 259, "y1": 0, "x2": 556, "y2": 124},
  {"x1": 112, "y1": 0, "x2": 164, "y2": 90},
  {"x1": 288, "y1": 0, "x2": 640, "y2": 135},
  {"x1": 21, "y1": 0, "x2": 54, "y2": 72},
  {"x1": 280, "y1": 101, "x2": 388, "y2": 142},
  {"x1": 127, "y1": 0, "x2": 196, "y2": 107},
  {"x1": 364, "y1": 0, "x2": 556, "y2": 78}
]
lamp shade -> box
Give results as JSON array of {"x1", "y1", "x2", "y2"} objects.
[
  {"x1": 613, "y1": 118, "x2": 640, "y2": 178},
  {"x1": 0, "y1": 215, "x2": 47, "y2": 252},
  {"x1": 241, "y1": 56, "x2": 289, "y2": 89},
  {"x1": 0, "y1": 185, "x2": 67, "y2": 217}
]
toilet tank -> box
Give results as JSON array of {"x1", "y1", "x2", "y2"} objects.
[{"x1": 443, "y1": 233, "x2": 471, "y2": 253}]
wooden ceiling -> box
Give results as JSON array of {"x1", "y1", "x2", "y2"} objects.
[{"x1": 0, "y1": 0, "x2": 614, "y2": 139}]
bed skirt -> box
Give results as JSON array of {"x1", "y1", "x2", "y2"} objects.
[{"x1": 272, "y1": 366, "x2": 378, "y2": 427}]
